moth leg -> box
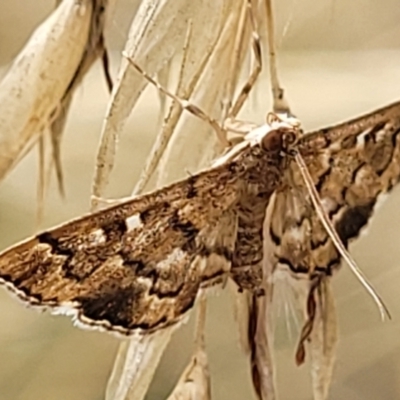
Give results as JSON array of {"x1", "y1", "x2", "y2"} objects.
[{"x1": 123, "y1": 52, "x2": 229, "y2": 147}]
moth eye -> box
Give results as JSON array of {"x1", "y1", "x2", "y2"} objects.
[
  {"x1": 284, "y1": 131, "x2": 296, "y2": 144},
  {"x1": 281, "y1": 131, "x2": 298, "y2": 151},
  {"x1": 261, "y1": 129, "x2": 283, "y2": 151}
]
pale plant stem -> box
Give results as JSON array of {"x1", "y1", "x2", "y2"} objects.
[{"x1": 264, "y1": 0, "x2": 291, "y2": 114}]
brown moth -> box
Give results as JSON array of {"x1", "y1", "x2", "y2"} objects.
[{"x1": 0, "y1": 100, "x2": 399, "y2": 334}]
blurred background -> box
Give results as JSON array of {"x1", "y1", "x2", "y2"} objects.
[{"x1": 0, "y1": 0, "x2": 400, "y2": 399}]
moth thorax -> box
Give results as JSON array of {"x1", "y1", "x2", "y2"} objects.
[
  {"x1": 260, "y1": 128, "x2": 284, "y2": 152},
  {"x1": 261, "y1": 128, "x2": 298, "y2": 154}
]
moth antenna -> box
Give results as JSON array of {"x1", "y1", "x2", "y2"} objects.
[
  {"x1": 123, "y1": 52, "x2": 229, "y2": 147},
  {"x1": 294, "y1": 151, "x2": 391, "y2": 321}
]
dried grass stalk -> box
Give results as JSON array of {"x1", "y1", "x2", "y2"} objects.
[
  {"x1": 166, "y1": 347, "x2": 211, "y2": 400},
  {"x1": 154, "y1": 0, "x2": 249, "y2": 186},
  {"x1": 105, "y1": 329, "x2": 176, "y2": 400},
  {"x1": 91, "y1": 0, "x2": 238, "y2": 200},
  {"x1": 309, "y1": 278, "x2": 338, "y2": 400},
  {"x1": 0, "y1": 0, "x2": 112, "y2": 197},
  {"x1": 166, "y1": 297, "x2": 211, "y2": 400}
]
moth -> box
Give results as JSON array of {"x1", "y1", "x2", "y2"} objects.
[
  {"x1": 0, "y1": 100, "x2": 399, "y2": 330},
  {"x1": 0, "y1": 99, "x2": 400, "y2": 400}
]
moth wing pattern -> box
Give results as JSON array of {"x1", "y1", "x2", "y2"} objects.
[
  {"x1": 264, "y1": 100, "x2": 400, "y2": 398},
  {"x1": 0, "y1": 164, "x2": 242, "y2": 335},
  {"x1": 269, "y1": 100, "x2": 400, "y2": 283}
]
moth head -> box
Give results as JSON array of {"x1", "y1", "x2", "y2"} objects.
[{"x1": 260, "y1": 113, "x2": 301, "y2": 152}]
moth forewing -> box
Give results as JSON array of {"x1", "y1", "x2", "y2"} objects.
[
  {"x1": 0, "y1": 170, "x2": 235, "y2": 333},
  {"x1": 264, "y1": 99, "x2": 400, "y2": 400},
  {"x1": 272, "y1": 100, "x2": 400, "y2": 290},
  {"x1": 0, "y1": 118, "x2": 300, "y2": 336}
]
